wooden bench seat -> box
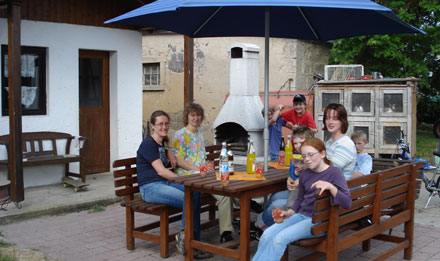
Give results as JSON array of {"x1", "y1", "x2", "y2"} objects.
[
  {"x1": 281, "y1": 159, "x2": 423, "y2": 261},
  {"x1": 113, "y1": 157, "x2": 218, "y2": 258},
  {"x1": 0, "y1": 131, "x2": 86, "y2": 182}
]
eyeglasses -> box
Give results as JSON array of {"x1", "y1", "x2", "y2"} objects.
[
  {"x1": 301, "y1": 152, "x2": 319, "y2": 159},
  {"x1": 155, "y1": 122, "x2": 170, "y2": 128}
]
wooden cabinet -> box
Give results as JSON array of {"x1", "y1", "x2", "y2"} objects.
[{"x1": 314, "y1": 78, "x2": 418, "y2": 158}]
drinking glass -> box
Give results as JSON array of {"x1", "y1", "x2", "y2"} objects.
[
  {"x1": 272, "y1": 207, "x2": 284, "y2": 223},
  {"x1": 255, "y1": 162, "x2": 264, "y2": 178},
  {"x1": 199, "y1": 163, "x2": 207, "y2": 178}
]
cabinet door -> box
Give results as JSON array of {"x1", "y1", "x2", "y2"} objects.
[
  {"x1": 348, "y1": 89, "x2": 375, "y2": 116},
  {"x1": 317, "y1": 89, "x2": 344, "y2": 116},
  {"x1": 379, "y1": 89, "x2": 407, "y2": 117},
  {"x1": 378, "y1": 122, "x2": 408, "y2": 153}
]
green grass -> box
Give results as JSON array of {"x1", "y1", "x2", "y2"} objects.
[
  {"x1": 0, "y1": 252, "x2": 17, "y2": 261},
  {"x1": 416, "y1": 123, "x2": 438, "y2": 164},
  {"x1": 0, "y1": 240, "x2": 13, "y2": 248},
  {"x1": 0, "y1": 239, "x2": 16, "y2": 261},
  {"x1": 88, "y1": 204, "x2": 105, "y2": 213}
]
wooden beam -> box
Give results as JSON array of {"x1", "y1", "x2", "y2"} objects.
[
  {"x1": 7, "y1": 0, "x2": 24, "y2": 202},
  {"x1": 183, "y1": 36, "x2": 193, "y2": 106}
]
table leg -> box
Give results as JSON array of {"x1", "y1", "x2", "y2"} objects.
[
  {"x1": 240, "y1": 192, "x2": 251, "y2": 261},
  {"x1": 184, "y1": 186, "x2": 194, "y2": 261}
]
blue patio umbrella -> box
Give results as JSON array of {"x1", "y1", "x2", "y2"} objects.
[{"x1": 106, "y1": 0, "x2": 424, "y2": 169}]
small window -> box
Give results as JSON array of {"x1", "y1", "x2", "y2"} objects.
[
  {"x1": 1, "y1": 45, "x2": 47, "y2": 116},
  {"x1": 143, "y1": 63, "x2": 160, "y2": 89}
]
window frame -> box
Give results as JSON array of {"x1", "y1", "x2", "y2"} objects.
[
  {"x1": 1, "y1": 45, "x2": 47, "y2": 116},
  {"x1": 142, "y1": 57, "x2": 165, "y2": 91}
]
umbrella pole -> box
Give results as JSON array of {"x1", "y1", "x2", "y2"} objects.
[{"x1": 263, "y1": 7, "x2": 269, "y2": 171}]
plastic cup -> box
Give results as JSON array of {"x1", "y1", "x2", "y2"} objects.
[
  {"x1": 255, "y1": 162, "x2": 264, "y2": 178},
  {"x1": 221, "y1": 171, "x2": 229, "y2": 186},
  {"x1": 272, "y1": 207, "x2": 283, "y2": 223},
  {"x1": 206, "y1": 161, "x2": 215, "y2": 172},
  {"x1": 199, "y1": 163, "x2": 207, "y2": 178},
  {"x1": 278, "y1": 152, "x2": 285, "y2": 167}
]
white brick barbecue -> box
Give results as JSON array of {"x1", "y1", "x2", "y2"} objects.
[{"x1": 213, "y1": 43, "x2": 264, "y2": 156}]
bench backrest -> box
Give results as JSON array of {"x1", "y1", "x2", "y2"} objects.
[
  {"x1": 113, "y1": 157, "x2": 138, "y2": 200},
  {"x1": 205, "y1": 143, "x2": 247, "y2": 167},
  {"x1": 309, "y1": 161, "x2": 423, "y2": 238},
  {"x1": 0, "y1": 131, "x2": 76, "y2": 158},
  {"x1": 372, "y1": 158, "x2": 414, "y2": 173}
]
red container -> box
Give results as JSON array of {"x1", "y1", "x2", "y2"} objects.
[{"x1": 361, "y1": 75, "x2": 372, "y2": 80}]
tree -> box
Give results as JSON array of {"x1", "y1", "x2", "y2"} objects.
[{"x1": 329, "y1": 0, "x2": 440, "y2": 97}]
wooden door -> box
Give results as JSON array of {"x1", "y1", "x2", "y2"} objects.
[{"x1": 79, "y1": 50, "x2": 109, "y2": 174}]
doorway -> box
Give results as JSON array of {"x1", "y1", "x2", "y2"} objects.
[{"x1": 79, "y1": 50, "x2": 110, "y2": 174}]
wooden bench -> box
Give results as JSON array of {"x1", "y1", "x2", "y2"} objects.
[
  {"x1": 0, "y1": 131, "x2": 86, "y2": 182},
  {"x1": 113, "y1": 157, "x2": 219, "y2": 258},
  {"x1": 112, "y1": 143, "x2": 246, "y2": 258},
  {"x1": 281, "y1": 159, "x2": 423, "y2": 261}
]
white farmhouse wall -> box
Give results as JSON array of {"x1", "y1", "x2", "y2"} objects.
[{"x1": 0, "y1": 19, "x2": 142, "y2": 187}]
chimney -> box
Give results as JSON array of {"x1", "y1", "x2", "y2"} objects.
[{"x1": 213, "y1": 43, "x2": 264, "y2": 156}]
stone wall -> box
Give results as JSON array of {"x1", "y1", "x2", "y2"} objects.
[{"x1": 142, "y1": 33, "x2": 331, "y2": 145}]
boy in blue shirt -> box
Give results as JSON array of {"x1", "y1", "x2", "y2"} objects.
[{"x1": 351, "y1": 131, "x2": 373, "y2": 179}]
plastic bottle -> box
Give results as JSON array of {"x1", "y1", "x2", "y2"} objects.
[
  {"x1": 219, "y1": 142, "x2": 229, "y2": 186},
  {"x1": 278, "y1": 136, "x2": 285, "y2": 167},
  {"x1": 285, "y1": 135, "x2": 293, "y2": 167},
  {"x1": 246, "y1": 138, "x2": 256, "y2": 174},
  {"x1": 227, "y1": 147, "x2": 234, "y2": 175}
]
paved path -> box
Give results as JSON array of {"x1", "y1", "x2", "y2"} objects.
[
  {"x1": 1, "y1": 170, "x2": 440, "y2": 260},
  {"x1": 1, "y1": 203, "x2": 440, "y2": 260}
]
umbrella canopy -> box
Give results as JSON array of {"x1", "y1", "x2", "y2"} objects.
[
  {"x1": 106, "y1": 0, "x2": 424, "y2": 169},
  {"x1": 106, "y1": 0, "x2": 424, "y2": 40}
]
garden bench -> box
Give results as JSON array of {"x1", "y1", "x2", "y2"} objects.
[
  {"x1": 281, "y1": 159, "x2": 423, "y2": 261},
  {"x1": 0, "y1": 131, "x2": 86, "y2": 182},
  {"x1": 112, "y1": 143, "x2": 247, "y2": 258},
  {"x1": 113, "y1": 144, "x2": 230, "y2": 258}
]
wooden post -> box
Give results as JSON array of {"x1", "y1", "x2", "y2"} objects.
[
  {"x1": 7, "y1": 0, "x2": 24, "y2": 202},
  {"x1": 183, "y1": 35, "x2": 193, "y2": 106},
  {"x1": 404, "y1": 163, "x2": 417, "y2": 259}
]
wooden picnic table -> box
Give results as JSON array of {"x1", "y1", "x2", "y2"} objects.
[{"x1": 168, "y1": 165, "x2": 289, "y2": 261}]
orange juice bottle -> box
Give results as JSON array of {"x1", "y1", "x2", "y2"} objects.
[
  {"x1": 246, "y1": 139, "x2": 256, "y2": 174},
  {"x1": 285, "y1": 135, "x2": 293, "y2": 167}
]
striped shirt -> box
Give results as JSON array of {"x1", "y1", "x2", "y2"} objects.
[{"x1": 325, "y1": 135, "x2": 357, "y2": 180}]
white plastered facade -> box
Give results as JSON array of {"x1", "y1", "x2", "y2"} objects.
[{"x1": 0, "y1": 19, "x2": 142, "y2": 187}]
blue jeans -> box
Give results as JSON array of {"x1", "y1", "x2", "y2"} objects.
[
  {"x1": 252, "y1": 213, "x2": 321, "y2": 261},
  {"x1": 257, "y1": 190, "x2": 289, "y2": 228},
  {"x1": 139, "y1": 181, "x2": 201, "y2": 240},
  {"x1": 270, "y1": 153, "x2": 278, "y2": 162}
]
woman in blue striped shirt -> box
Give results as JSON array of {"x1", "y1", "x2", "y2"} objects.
[{"x1": 322, "y1": 103, "x2": 357, "y2": 180}]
